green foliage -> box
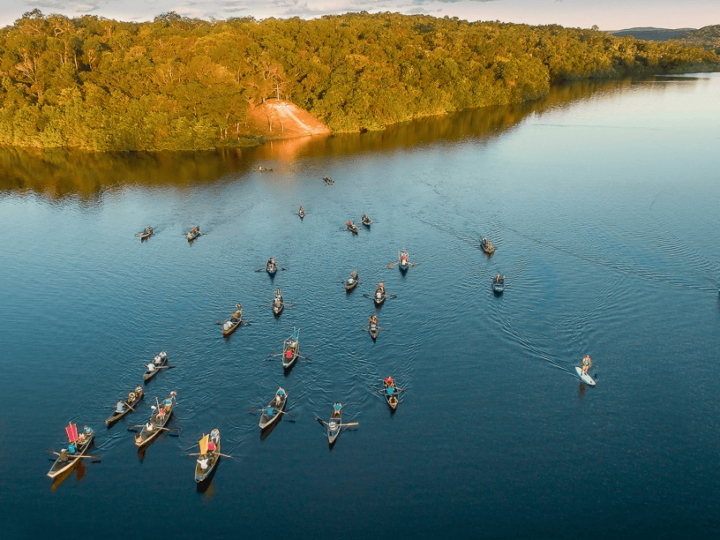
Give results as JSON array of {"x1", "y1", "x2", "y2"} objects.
[
  {"x1": 674, "y1": 25, "x2": 720, "y2": 54},
  {"x1": 0, "y1": 11, "x2": 717, "y2": 151}
]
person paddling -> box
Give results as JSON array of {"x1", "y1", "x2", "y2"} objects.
[
  {"x1": 582, "y1": 355, "x2": 592, "y2": 375},
  {"x1": 115, "y1": 400, "x2": 125, "y2": 414}
]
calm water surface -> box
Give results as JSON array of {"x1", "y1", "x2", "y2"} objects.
[{"x1": 2, "y1": 75, "x2": 720, "y2": 539}]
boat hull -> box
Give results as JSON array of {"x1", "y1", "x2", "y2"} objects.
[
  {"x1": 259, "y1": 391, "x2": 287, "y2": 430},
  {"x1": 106, "y1": 389, "x2": 144, "y2": 425},
  {"x1": 143, "y1": 353, "x2": 167, "y2": 382},
  {"x1": 328, "y1": 416, "x2": 341, "y2": 445},
  {"x1": 575, "y1": 367, "x2": 596, "y2": 386},
  {"x1": 47, "y1": 433, "x2": 94, "y2": 479},
  {"x1": 195, "y1": 432, "x2": 221, "y2": 483}
]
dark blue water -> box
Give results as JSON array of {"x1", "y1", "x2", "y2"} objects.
[{"x1": 2, "y1": 75, "x2": 720, "y2": 539}]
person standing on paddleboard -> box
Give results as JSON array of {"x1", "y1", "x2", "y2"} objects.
[{"x1": 582, "y1": 355, "x2": 592, "y2": 375}]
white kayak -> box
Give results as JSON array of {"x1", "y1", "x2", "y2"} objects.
[{"x1": 575, "y1": 367, "x2": 595, "y2": 386}]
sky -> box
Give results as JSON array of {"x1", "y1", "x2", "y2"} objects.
[{"x1": 1, "y1": 0, "x2": 719, "y2": 31}]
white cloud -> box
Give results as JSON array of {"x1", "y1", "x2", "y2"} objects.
[{"x1": 22, "y1": 0, "x2": 113, "y2": 12}]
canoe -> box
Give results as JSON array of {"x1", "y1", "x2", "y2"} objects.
[
  {"x1": 323, "y1": 176, "x2": 334, "y2": 185},
  {"x1": 369, "y1": 321, "x2": 379, "y2": 340},
  {"x1": 575, "y1": 367, "x2": 596, "y2": 386},
  {"x1": 266, "y1": 261, "x2": 278, "y2": 276},
  {"x1": 134, "y1": 392, "x2": 176, "y2": 447},
  {"x1": 47, "y1": 425, "x2": 95, "y2": 479},
  {"x1": 327, "y1": 404, "x2": 342, "y2": 445},
  {"x1": 187, "y1": 229, "x2": 202, "y2": 242},
  {"x1": 384, "y1": 384, "x2": 399, "y2": 410},
  {"x1": 347, "y1": 222, "x2": 359, "y2": 234},
  {"x1": 481, "y1": 237, "x2": 495, "y2": 254},
  {"x1": 298, "y1": 209, "x2": 306, "y2": 219},
  {"x1": 398, "y1": 250, "x2": 410, "y2": 271},
  {"x1": 361, "y1": 216, "x2": 372, "y2": 227},
  {"x1": 374, "y1": 287, "x2": 386, "y2": 307},
  {"x1": 492, "y1": 276, "x2": 505, "y2": 294},
  {"x1": 143, "y1": 351, "x2": 168, "y2": 382},
  {"x1": 222, "y1": 306, "x2": 243, "y2": 336},
  {"x1": 272, "y1": 292, "x2": 284, "y2": 317},
  {"x1": 345, "y1": 271, "x2": 359, "y2": 291},
  {"x1": 138, "y1": 227, "x2": 153, "y2": 239},
  {"x1": 105, "y1": 386, "x2": 144, "y2": 426},
  {"x1": 194, "y1": 429, "x2": 221, "y2": 483},
  {"x1": 259, "y1": 388, "x2": 287, "y2": 430},
  {"x1": 282, "y1": 330, "x2": 299, "y2": 369}
]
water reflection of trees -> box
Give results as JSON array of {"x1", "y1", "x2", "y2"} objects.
[{"x1": 0, "y1": 77, "x2": 672, "y2": 201}]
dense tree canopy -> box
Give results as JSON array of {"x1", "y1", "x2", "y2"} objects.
[
  {"x1": 1, "y1": 10, "x2": 717, "y2": 151},
  {"x1": 675, "y1": 25, "x2": 720, "y2": 54}
]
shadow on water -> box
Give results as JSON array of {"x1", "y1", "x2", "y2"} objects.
[
  {"x1": 50, "y1": 459, "x2": 88, "y2": 492},
  {"x1": 195, "y1": 461, "x2": 220, "y2": 494},
  {"x1": 0, "y1": 78, "x2": 644, "y2": 201},
  {"x1": 260, "y1": 417, "x2": 282, "y2": 441}
]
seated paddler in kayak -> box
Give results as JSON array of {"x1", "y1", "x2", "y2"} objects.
[{"x1": 582, "y1": 355, "x2": 592, "y2": 375}]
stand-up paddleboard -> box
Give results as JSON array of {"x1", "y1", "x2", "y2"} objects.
[{"x1": 575, "y1": 367, "x2": 595, "y2": 386}]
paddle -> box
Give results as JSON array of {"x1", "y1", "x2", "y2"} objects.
[
  {"x1": 316, "y1": 417, "x2": 328, "y2": 426},
  {"x1": 340, "y1": 422, "x2": 359, "y2": 427},
  {"x1": 297, "y1": 355, "x2": 311, "y2": 362},
  {"x1": 46, "y1": 449, "x2": 101, "y2": 459},
  {"x1": 189, "y1": 452, "x2": 234, "y2": 459}
]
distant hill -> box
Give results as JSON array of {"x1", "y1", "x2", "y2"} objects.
[
  {"x1": 674, "y1": 25, "x2": 720, "y2": 54},
  {"x1": 609, "y1": 27, "x2": 695, "y2": 41}
]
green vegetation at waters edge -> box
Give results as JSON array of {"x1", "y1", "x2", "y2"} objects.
[{"x1": 1, "y1": 10, "x2": 718, "y2": 152}]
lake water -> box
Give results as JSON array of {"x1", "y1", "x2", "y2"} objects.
[{"x1": 2, "y1": 74, "x2": 720, "y2": 539}]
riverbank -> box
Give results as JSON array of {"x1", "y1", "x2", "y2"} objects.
[{"x1": 1, "y1": 11, "x2": 718, "y2": 152}]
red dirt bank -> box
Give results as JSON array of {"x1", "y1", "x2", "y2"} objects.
[{"x1": 245, "y1": 99, "x2": 331, "y2": 140}]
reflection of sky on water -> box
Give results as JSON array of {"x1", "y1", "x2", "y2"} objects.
[{"x1": 2, "y1": 73, "x2": 720, "y2": 540}]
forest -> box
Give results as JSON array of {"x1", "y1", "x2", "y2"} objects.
[
  {"x1": 1, "y1": 10, "x2": 718, "y2": 152},
  {"x1": 675, "y1": 25, "x2": 720, "y2": 54}
]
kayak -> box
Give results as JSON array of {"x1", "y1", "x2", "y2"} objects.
[{"x1": 575, "y1": 367, "x2": 595, "y2": 386}]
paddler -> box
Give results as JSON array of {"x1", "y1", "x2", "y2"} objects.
[
  {"x1": 385, "y1": 376, "x2": 394, "y2": 387},
  {"x1": 369, "y1": 315, "x2": 377, "y2": 326},
  {"x1": 332, "y1": 403, "x2": 342, "y2": 417},
  {"x1": 116, "y1": 400, "x2": 125, "y2": 414},
  {"x1": 582, "y1": 355, "x2": 592, "y2": 375}
]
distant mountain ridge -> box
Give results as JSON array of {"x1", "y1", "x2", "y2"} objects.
[{"x1": 608, "y1": 27, "x2": 696, "y2": 41}]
